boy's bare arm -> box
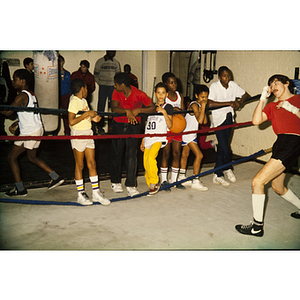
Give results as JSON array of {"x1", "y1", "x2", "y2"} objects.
[
  {"x1": 68, "y1": 110, "x2": 97, "y2": 126},
  {"x1": 0, "y1": 93, "x2": 28, "y2": 117},
  {"x1": 157, "y1": 105, "x2": 172, "y2": 129},
  {"x1": 192, "y1": 102, "x2": 207, "y2": 124},
  {"x1": 208, "y1": 99, "x2": 234, "y2": 108}
]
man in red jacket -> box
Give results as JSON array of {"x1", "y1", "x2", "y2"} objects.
[{"x1": 71, "y1": 60, "x2": 95, "y2": 104}]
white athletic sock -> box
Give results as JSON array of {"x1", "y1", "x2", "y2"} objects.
[
  {"x1": 90, "y1": 175, "x2": 99, "y2": 192},
  {"x1": 281, "y1": 189, "x2": 300, "y2": 209},
  {"x1": 161, "y1": 167, "x2": 168, "y2": 182},
  {"x1": 179, "y1": 169, "x2": 186, "y2": 178},
  {"x1": 170, "y1": 167, "x2": 179, "y2": 183},
  {"x1": 252, "y1": 194, "x2": 265, "y2": 223},
  {"x1": 76, "y1": 179, "x2": 84, "y2": 194}
]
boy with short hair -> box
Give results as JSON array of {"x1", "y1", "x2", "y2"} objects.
[
  {"x1": 68, "y1": 78, "x2": 110, "y2": 206},
  {"x1": 208, "y1": 66, "x2": 249, "y2": 186},
  {"x1": 160, "y1": 72, "x2": 186, "y2": 191},
  {"x1": 110, "y1": 72, "x2": 156, "y2": 197},
  {"x1": 0, "y1": 69, "x2": 64, "y2": 196},
  {"x1": 178, "y1": 84, "x2": 209, "y2": 191},
  {"x1": 23, "y1": 57, "x2": 34, "y2": 91},
  {"x1": 71, "y1": 60, "x2": 95, "y2": 104},
  {"x1": 140, "y1": 82, "x2": 173, "y2": 195}
]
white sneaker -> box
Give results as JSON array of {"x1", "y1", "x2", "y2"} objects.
[
  {"x1": 213, "y1": 174, "x2": 230, "y2": 186},
  {"x1": 224, "y1": 169, "x2": 236, "y2": 183},
  {"x1": 111, "y1": 183, "x2": 123, "y2": 193},
  {"x1": 178, "y1": 175, "x2": 192, "y2": 186},
  {"x1": 92, "y1": 190, "x2": 111, "y2": 206},
  {"x1": 77, "y1": 192, "x2": 93, "y2": 206},
  {"x1": 126, "y1": 186, "x2": 139, "y2": 197},
  {"x1": 191, "y1": 179, "x2": 208, "y2": 191}
]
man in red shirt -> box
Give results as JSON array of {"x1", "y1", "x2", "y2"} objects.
[
  {"x1": 236, "y1": 74, "x2": 300, "y2": 237},
  {"x1": 71, "y1": 60, "x2": 95, "y2": 104},
  {"x1": 110, "y1": 72, "x2": 155, "y2": 197}
]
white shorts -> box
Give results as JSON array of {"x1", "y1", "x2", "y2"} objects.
[
  {"x1": 71, "y1": 128, "x2": 95, "y2": 152},
  {"x1": 182, "y1": 137, "x2": 197, "y2": 146},
  {"x1": 14, "y1": 127, "x2": 43, "y2": 150},
  {"x1": 182, "y1": 133, "x2": 197, "y2": 145}
]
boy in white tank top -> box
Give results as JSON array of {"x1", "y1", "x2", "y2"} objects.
[
  {"x1": 178, "y1": 85, "x2": 209, "y2": 191},
  {"x1": 0, "y1": 69, "x2": 64, "y2": 196},
  {"x1": 160, "y1": 72, "x2": 186, "y2": 191}
]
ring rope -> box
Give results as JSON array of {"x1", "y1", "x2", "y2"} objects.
[
  {"x1": 0, "y1": 147, "x2": 272, "y2": 206},
  {"x1": 0, "y1": 121, "x2": 253, "y2": 141},
  {"x1": 0, "y1": 93, "x2": 260, "y2": 116}
]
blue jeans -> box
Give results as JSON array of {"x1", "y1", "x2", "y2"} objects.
[
  {"x1": 110, "y1": 120, "x2": 141, "y2": 187},
  {"x1": 215, "y1": 112, "x2": 234, "y2": 177},
  {"x1": 97, "y1": 85, "x2": 114, "y2": 129}
]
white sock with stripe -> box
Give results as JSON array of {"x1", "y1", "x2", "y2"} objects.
[
  {"x1": 90, "y1": 175, "x2": 99, "y2": 193},
  {"x1": 76, "y1": 179, "x2": 84, "y2": 194},
  {"x1": 160, "y1": 167, "x2": 168, "y2": 182},
  {"x1": 170, "y1": 167, "x2": 179, "y2": 183}
]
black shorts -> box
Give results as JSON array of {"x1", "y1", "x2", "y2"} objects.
[{"x1": 271, "y1": 134, "x2": 300, "y2": 172}]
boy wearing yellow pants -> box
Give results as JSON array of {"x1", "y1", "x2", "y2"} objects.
[{"x1": 140, "y1": 83, "x2": 173, "y2": 195}]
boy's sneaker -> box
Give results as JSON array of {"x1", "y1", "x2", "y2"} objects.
[
  {"x1": 77, "y1": 192, "x2": 93, "y2": 206},
  {"x1": 178, "y1": 175, "x2": 192, "y2": 187},
  {"x1": 48, "y1": 176, "x2": 65, "y2": 190},
  {"x1": 160, "y1": 181, "x2": 171, "y2": 192},
  {"x1": 224, "y1": 169, "x2": 236, "y2": 183},
  {"x1": 148, "y1": 182, "x2": 160, "y2": 196},
  {"x1": 235, "y1": 220, "x2": 264, "y2": 237},
  {"x1": 126, "y1": 186, "x2": 139, "y2": 197},
  {"x1": 213, "y1": 174, "x2": 230, "y2": 186},
  {"x1": 191, "y1": 179, "x2": 208, "y2": 191},
  {"x1": 175, "y1": 182, "x2": 186, "y2": 189},
  {"x1": 92, "y1": 190, "x2": 111, "y2": 206},
  {"x1": 291, "y1": 210, "x2": 300, "y2": 219},
  {"x1": 111, "y1": 183, "x2": 123, "y2": 193},
  {"x1": 5, "y1": 187, "x2": 27, "y2": 197}
]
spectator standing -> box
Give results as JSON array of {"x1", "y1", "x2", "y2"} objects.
[
  {"x1": 124, "y1": 64, "x2": 138, "y2": 88},
  {"x1": 71, "y1": 60, "x2": 95, "y2": 105},
  {"x1": 94, "y1": 51, "x2": 121, "y2": 134},
  {"x1": 58, "y1": 55, "x2": 71, "y2": 135}
]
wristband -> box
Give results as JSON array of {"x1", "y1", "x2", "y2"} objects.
[{"x1": 260, "y1": 86, "x2": 270, "y2": 102}]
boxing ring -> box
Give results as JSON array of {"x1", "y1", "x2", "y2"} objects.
[{"x1": 0, "y1": 100, "x2": 274, "y2": 206}]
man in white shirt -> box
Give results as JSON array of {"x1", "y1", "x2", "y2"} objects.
[{"x1": 208, "y1": 66, "x2": 249, "y2": 186}]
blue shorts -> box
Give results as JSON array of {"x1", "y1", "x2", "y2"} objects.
[{"x1": 271, "y1": 134, "x2": 300, "y2": 172}]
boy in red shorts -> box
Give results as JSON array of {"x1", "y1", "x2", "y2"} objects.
[{"x1": 160, "y1": 72, "x2": 186, "y2": 191}]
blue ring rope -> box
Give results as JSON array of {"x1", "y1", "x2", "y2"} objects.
[{"x1": 0, "y1": 148, "x2": 270, "y2": 206}]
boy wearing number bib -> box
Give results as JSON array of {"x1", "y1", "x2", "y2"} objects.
[{"x1": 140, "y1": 83, "x2": 173, "y2": 195}]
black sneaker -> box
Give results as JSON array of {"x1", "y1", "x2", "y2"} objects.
[
  {"x1": 160, "y1": 181, "x2": 171, "y2": 192},
  {"x1": 235, "y1": 221, "x2": 264, "y2": 237},
  {"x1": 5, "y1": 187, "x2": 27, "y2": 197},
  {"x1": 291, "y1": 210, "x2": 300, "y2": 219},
  {"x1": 175, "y1": 183, "x2": 186, "y2": 190},
  {"x1": 48, "y1": 176, "x2": 64, "y2": 190}
]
